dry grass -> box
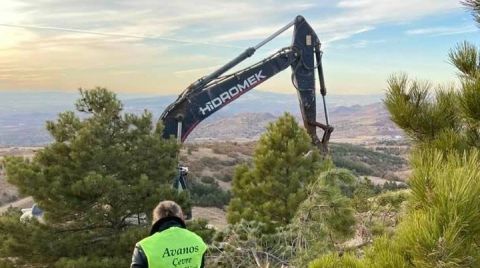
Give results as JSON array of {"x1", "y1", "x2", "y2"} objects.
[
  {"x1": 181, "y1": 141, "x2": 255, "y2": 188},
  {"x1": 192, "y1": 206, "x2": 227, "y2": 229}
]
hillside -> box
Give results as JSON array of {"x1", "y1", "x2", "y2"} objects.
[
  {"x1": 330, "y1": 143, "x2": 407, "y2": 179},
  {"x1": 0, "y1": 91, "x2": 408, "y2": 227},
  {"x1": 0, "y1": 91, "x2": 393, "y2": 146},
  {"x1": 180, "y1": 141, "x2": 408, "y2": 190},
  {"x1": 189, "y1": 103, "x2": 403, "y2": 144},
  {"x1": 0, "y1": 141, "x2": 408, "y2": 216}
]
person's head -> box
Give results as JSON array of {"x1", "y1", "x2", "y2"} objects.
[{"x1": 152, "y1": 200, "x2": 184, "y2": 223}]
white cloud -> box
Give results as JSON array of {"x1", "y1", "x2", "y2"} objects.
[
  {"x1": 0, "y1": 0, "x2": 467, "y2": 93},
  {"x1": 173, "y1": 64, "x2": 223, "y2": 77},
  {"x1": 406, "y1": 25, "x2": 478, "y2": 36},
  {"x1": 336, "y1": 0, "x2": 458, "y2": 16},
  {"x1": 4, "y1": 0, "x2": 462, "y2": 48},
  {"x1": 335, "y1": 39, "x2": 386, "y2": 49},
  {"x1": 215, "y1": 26, "x2": 283, "y2": 42},
  {"x1": 316, "y1": 0, "x2": 460, "y2": 35},
  {"x1": 324, "y1": 27, "x2": 374, "y2": 44},
  {"x1": 337, "y1": 0, "x2": 375, "y2": 8},
  {"x1": 212, "y1": 0, "x2": 462, "y2": 46}
]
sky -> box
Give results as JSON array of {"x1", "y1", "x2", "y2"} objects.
[{"x1": 0, "y1": 0, "x2": 479, "y2": 95}]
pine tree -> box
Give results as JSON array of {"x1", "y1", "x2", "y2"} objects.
[
  {"x1": 292, "y1": 169, "x2": 357, "y2": 266},
  {"x1": 310, "y1": 2, "x2": 480, "y2": 266},
  {"x1": 463, "y1": 0, "x2": 480, "y2": 25},
  {"x1": 384, "y1": 41, "x2": 480, "y2": 152},
  {"x1": 0, "y1": 88, "x2": 186, "y2": 267},
  {"x1": 310, "y1": 140, "x2": 480, "y2": 268},
  {"x1": 227, "y1": 113, "x2": 329, "y2": 232}
]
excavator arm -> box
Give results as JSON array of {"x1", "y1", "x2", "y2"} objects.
[{"x1": 160, "y1": 15, "x2": 333, "y2": 153}]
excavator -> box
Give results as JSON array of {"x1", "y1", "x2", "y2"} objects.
[
  {"x1": 16, "y1": 15, "x2": 333, "y2": 223},
  {"x1": 160, "y1": 15, "x2": 333, "y2": 193}
]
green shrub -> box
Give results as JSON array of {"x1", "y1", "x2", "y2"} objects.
[
  {"x1": 332, "y1": 156, "x2": 374, "y2": 176},
  {"x1": 375, "y1": 190, "x2": 409, "y2": 210},
  {"x1": 309, "y1": 253, "x2": 366, "y2": 268},
  {"x1": 54, "y1": 257, "x2": 128, "y2": 268},
  {"x1": 309, "y1": 149, "x2": 480, "y2": 267},
  {"x1": 369, "y1": 220, "x2": 386, "y2": 237},
  {"x1": 200, "y1": 176, "x2": 215, "y2": 184},
  {"x1": 351, "y1": 177, "x2": 379, "y2": 212},
  {"x1": 187, "y1": 219, "x2": 216, "y2": 244},
  {"x1": 364, "y1": 236, "x2": 408, "y2": 268},
  {"x1": 217, "y1": 172, "x2": 232, "y2": 182},
  {"x1": 382, "y1": 181, "x2": 408, "y2": 191},
  {"x1": 292, "y1": 168, "x2": 357, "y2": 266},
  {"x1": 190, "y1": 180, "x2": 230, "y2": 208}
]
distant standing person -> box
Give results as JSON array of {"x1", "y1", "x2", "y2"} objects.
[{"x1": 131, "y1": 200, "x2": 207, "y2": 268}]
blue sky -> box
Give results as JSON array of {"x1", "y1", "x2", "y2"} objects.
[{"x1": 0, "y1": 0, "x2": 478, "y2": 95}]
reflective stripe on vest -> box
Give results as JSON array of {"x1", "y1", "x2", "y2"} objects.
[{"x1": 138, "y1": 227, "x2": 207, "y2": 268}]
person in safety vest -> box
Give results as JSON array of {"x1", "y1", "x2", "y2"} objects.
[{"x1": 130, "y1": 200, "x2": 207, "y2": 268}]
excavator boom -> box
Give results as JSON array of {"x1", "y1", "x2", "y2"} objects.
[{"x1": 160, "y1": 15, "x2": 332, "y2": 153}]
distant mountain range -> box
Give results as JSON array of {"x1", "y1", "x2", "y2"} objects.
[
  {"x1": 0, "y1": 90, "x2": 399, "y2": 146},
  {"x1": 189, "y1": 103, "x2": 403, "y2": 143}
]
